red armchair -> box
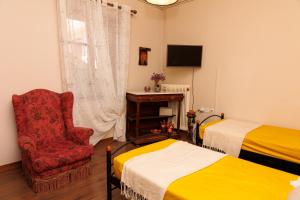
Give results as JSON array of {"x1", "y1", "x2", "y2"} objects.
[{"x1": 12, "y1": 89, "x2": 94, "y2": 192}]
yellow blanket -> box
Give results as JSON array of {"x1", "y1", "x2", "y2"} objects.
[
  {"x1": 200, "y1": 120, "x2": 300, "y2": 164},
  {"x1": 114, "y1": 139, "x2": 298, "y2": 200}
]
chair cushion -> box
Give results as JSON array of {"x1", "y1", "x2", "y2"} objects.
[{"x1": 32, "y1": 139, "x2": 93, "y2": 173}]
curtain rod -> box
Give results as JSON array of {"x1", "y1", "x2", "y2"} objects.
[{"x1": 100, "y1": 1, "x2": 137, "y2": 15}]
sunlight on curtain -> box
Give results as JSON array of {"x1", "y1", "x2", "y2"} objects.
[{"x1": 57, "y1": 0, "x2": 131, "y2": 144}]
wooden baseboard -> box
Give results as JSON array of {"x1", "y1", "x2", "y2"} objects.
[{"x1": 0, "y1": 161, "x2": 21, "y2": 173}]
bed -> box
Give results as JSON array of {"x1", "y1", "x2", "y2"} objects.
[
  {"x1": 196, "y1": 114, "x2": 300, "y2": 175},
  {"x1": 106, "y1": 139, "x2": 299, "y2": 200}
]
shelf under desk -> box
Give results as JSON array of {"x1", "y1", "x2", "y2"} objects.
[{"x1": 126, "y1": 92, "x2": 184, "y2": 145}]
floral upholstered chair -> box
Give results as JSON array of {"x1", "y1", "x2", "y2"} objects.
[{"x1": 12, "y1": 89, "x2": 94, "y2": 192}]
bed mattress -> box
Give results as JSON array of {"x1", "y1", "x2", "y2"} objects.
[
  {"x1": 199, "y1": 120, "x2": 300, "y2": 164},
  {"x1": 114, "y1": 139, "x2": 298, "y2": 200}
]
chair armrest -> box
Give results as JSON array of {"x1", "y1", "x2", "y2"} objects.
[
  {"x1": 18, "y1": 136, "x2": 36, "y2": 155},
  {"x1": 67, "y1": 127, "x2": 94, "y2": 145}
]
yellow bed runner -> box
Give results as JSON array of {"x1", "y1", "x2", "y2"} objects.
[
  {"x1": 200, "y1": 120, "x2": 300, "y2": 164},
  {"x1": 114, "y1": 139, "x2": 298, "y2": 200}
]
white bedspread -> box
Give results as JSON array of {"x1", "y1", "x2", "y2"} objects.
[
  {"x1": 288, "y1": 178, "x2": 300, "y2": 200},
  {"x1": 203, "y1": 119, "x2": 261, "y2": 157},
  {"x1": 291, "y1": 177, "x2": 300, "y2": 188},
  {"x1": 121, "y1": 141, "x2": 226, "y2": 200}
]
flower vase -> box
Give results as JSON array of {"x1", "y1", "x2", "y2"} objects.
[{"x1": 154, "y1": 81, "x2": 161, "y2": 92}]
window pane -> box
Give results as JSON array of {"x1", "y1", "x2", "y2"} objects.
[{"x1": 67, "y1": 19, "x2": 87, "y2": 44}]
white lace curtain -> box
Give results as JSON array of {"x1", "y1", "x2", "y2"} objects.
[{"x1": 57, "y1": 0, "x2": 131, "y2": 144}]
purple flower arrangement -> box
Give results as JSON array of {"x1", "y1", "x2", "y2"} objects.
[{"x1": 150, "y1": 72, "x2": 166, "y2": 84}]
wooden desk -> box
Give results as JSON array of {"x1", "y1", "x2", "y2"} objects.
[{"x1": 126, "y1": 92, "x2": 184, "y2": 145}]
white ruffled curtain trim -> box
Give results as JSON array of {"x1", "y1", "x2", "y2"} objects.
[{"x1": 57, "y1": 0, "x2": 131, "y2": 144}]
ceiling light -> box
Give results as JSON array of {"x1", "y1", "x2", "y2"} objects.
[{"x1": 146, "y1": 0, "x2": 178, "y2": 6}]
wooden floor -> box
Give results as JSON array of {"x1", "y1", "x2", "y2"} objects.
[{"x1": 0, "y1": 138, "x2": 131, "y2": 200}]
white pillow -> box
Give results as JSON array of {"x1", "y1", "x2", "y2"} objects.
[{"x1": 288, "y1": 187, "x2": 300, "y2": 200}]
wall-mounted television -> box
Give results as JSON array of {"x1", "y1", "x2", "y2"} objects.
[{"x1": 167, "y1": 45, "x2": 202, "y2": 67}]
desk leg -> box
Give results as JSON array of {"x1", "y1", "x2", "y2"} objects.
[
  {"x1": 135, "y1": 102, "x2": 140, "y2": 138},
  {"x1": 126, "y1": 100, "x2": 129, "y2": 140},
  {"x1": 177, "y1": 100, "x2": 181, "y2": 131}
]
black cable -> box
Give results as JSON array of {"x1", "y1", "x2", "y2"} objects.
[{"x1": 191, "y1": 67, "x2": 195, "y2": 110}]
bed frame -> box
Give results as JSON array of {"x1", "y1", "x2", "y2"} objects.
[
  {"x1": 106, "y1": 142, "x2": 136, "y2": 200},
  {"x1": 195, "y1": 113, "x2": 300, "y2": 175}
]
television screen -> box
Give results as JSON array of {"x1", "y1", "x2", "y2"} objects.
[{"x1": 167, "y1": 45, "x2": 202, "y2": 67}]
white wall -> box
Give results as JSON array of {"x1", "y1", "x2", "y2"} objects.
[
  {"x1": 0, "y1": 0, "x2": 62, "y2": 166},
  {"x1": 164, "y1": 0, "x2": 300, "y2": 129},
  {"x1": 118, "y1": 0, "x2": 165, "y2": 91},
  {"x1": 0, "y1": 0, "x2": 164, "y2": 166}
]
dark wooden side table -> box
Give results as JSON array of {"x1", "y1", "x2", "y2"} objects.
[{"x1": 126, "y1": 92, "x2": 184, "y2": 145}]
